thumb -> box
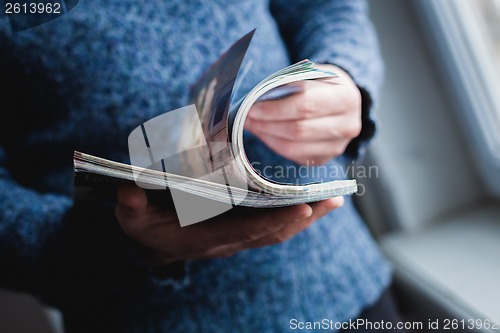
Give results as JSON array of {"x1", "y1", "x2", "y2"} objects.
[{"x1": 117, "y1": 184, "x2": 148, "y2": 211}]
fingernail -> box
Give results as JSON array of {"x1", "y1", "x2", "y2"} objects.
[{"x1": 330, "y1": 197, "x2": 345, "y2": 209}]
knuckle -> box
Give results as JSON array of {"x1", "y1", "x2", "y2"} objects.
[
  {"x1": 242, "y1": 231, "x2": 259, "y2": 242},
  {"x1": 270, "y1": 233, "x2": 289, "y2": 244},
  {"x1": 300, "y1": 98, "x2": 316, "y2": 118},
  {"x1": 332, "y1": 143, "x2": 347, "y2": 157},
  {"x1": 339, "y1": 87, "x2": 361, "y2": 115},
  {"x1": 290, "y1": 121, "x2": 308, "y2": 140},
  {"x1": 242, "y1": 233, "x2": 255, "y2": 242},
  {"x1": 343, "y1": 115, "x2": 362, "y2": 139},
  {"x1": 351, "y1": 118, "x2": 363, "y2": 137},
  {"x1": 346, "y1": 87, "x2": 362, "y2": 110}
]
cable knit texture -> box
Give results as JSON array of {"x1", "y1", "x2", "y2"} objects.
[{"x1": 0, "y1": 1, "x2": 390, "y2": 332}]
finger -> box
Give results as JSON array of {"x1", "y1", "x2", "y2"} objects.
[
  {"x1": 251, "y1": 130, "x2": 350, "y2": 165},
  {"x1": 247, "y1": 83, "x2": 358, "y2": 121},
  {"x1": 245, "y1": 197, "x2": 344, "y2": 248},
  {"x1": 276, "y1": 197, "x2": 344, "y2": 238},
  {"x1": 150, "y1": 199, "x2": 345, "y2": 262},
  {"x1": 115, "y1": 185, "x2": 150, "y2": 237},
  {"x1": 149, "y1": 205, "x2": 312, "y2": 260},
  {"x1": 204, "y1": 204, "x2": 313, "y2": 247},
  {"x1": 245, "y1": 217, "x2": 316, "y2": 248},
  {"x1": 198, "y1": 243, "x2": 245, "y2": 259},
  {"x1": 308, "y1": 197, "x2": 345, "y2": 219},
  {"x1": 246, "y1": 115, "x2": 359, "y2": 142}
]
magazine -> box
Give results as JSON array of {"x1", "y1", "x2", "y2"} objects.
[{"x1": 74, "y1": 30, "x2": 358, "y2": 210}]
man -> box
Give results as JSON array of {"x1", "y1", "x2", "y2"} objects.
[{"x1": 0, "y1": 1, "x2": 398, "y2": 332}]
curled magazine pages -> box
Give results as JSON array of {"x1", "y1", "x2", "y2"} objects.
[{"x1": 74, "y1": 30, "x2": 358, "y2": 211}]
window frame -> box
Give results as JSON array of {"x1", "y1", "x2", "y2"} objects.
[{"x1": 414, "y1": 0, "x2": 500, "y2": 196}]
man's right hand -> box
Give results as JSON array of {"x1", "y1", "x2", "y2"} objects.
[{"x1": 115, "y1": 185, "x2": 344, "y2": 265}]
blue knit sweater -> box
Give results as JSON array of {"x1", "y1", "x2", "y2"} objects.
[{"x1": 0, "y1": 1, "x2": 390, "y2": 332}]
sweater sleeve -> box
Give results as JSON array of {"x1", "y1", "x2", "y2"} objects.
[
  {"x1": 270, "y1": 0, "x2": 384, "y2": 159},
  {"x1": 0, "y1": 144, "x2": 191, "y2": 310},
  {"x1": 0, "y1": 23, "x2": 191, "y2": 312},
  {"x1": 0, "y1": 145, "x2": 73, "y2": 279}
]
